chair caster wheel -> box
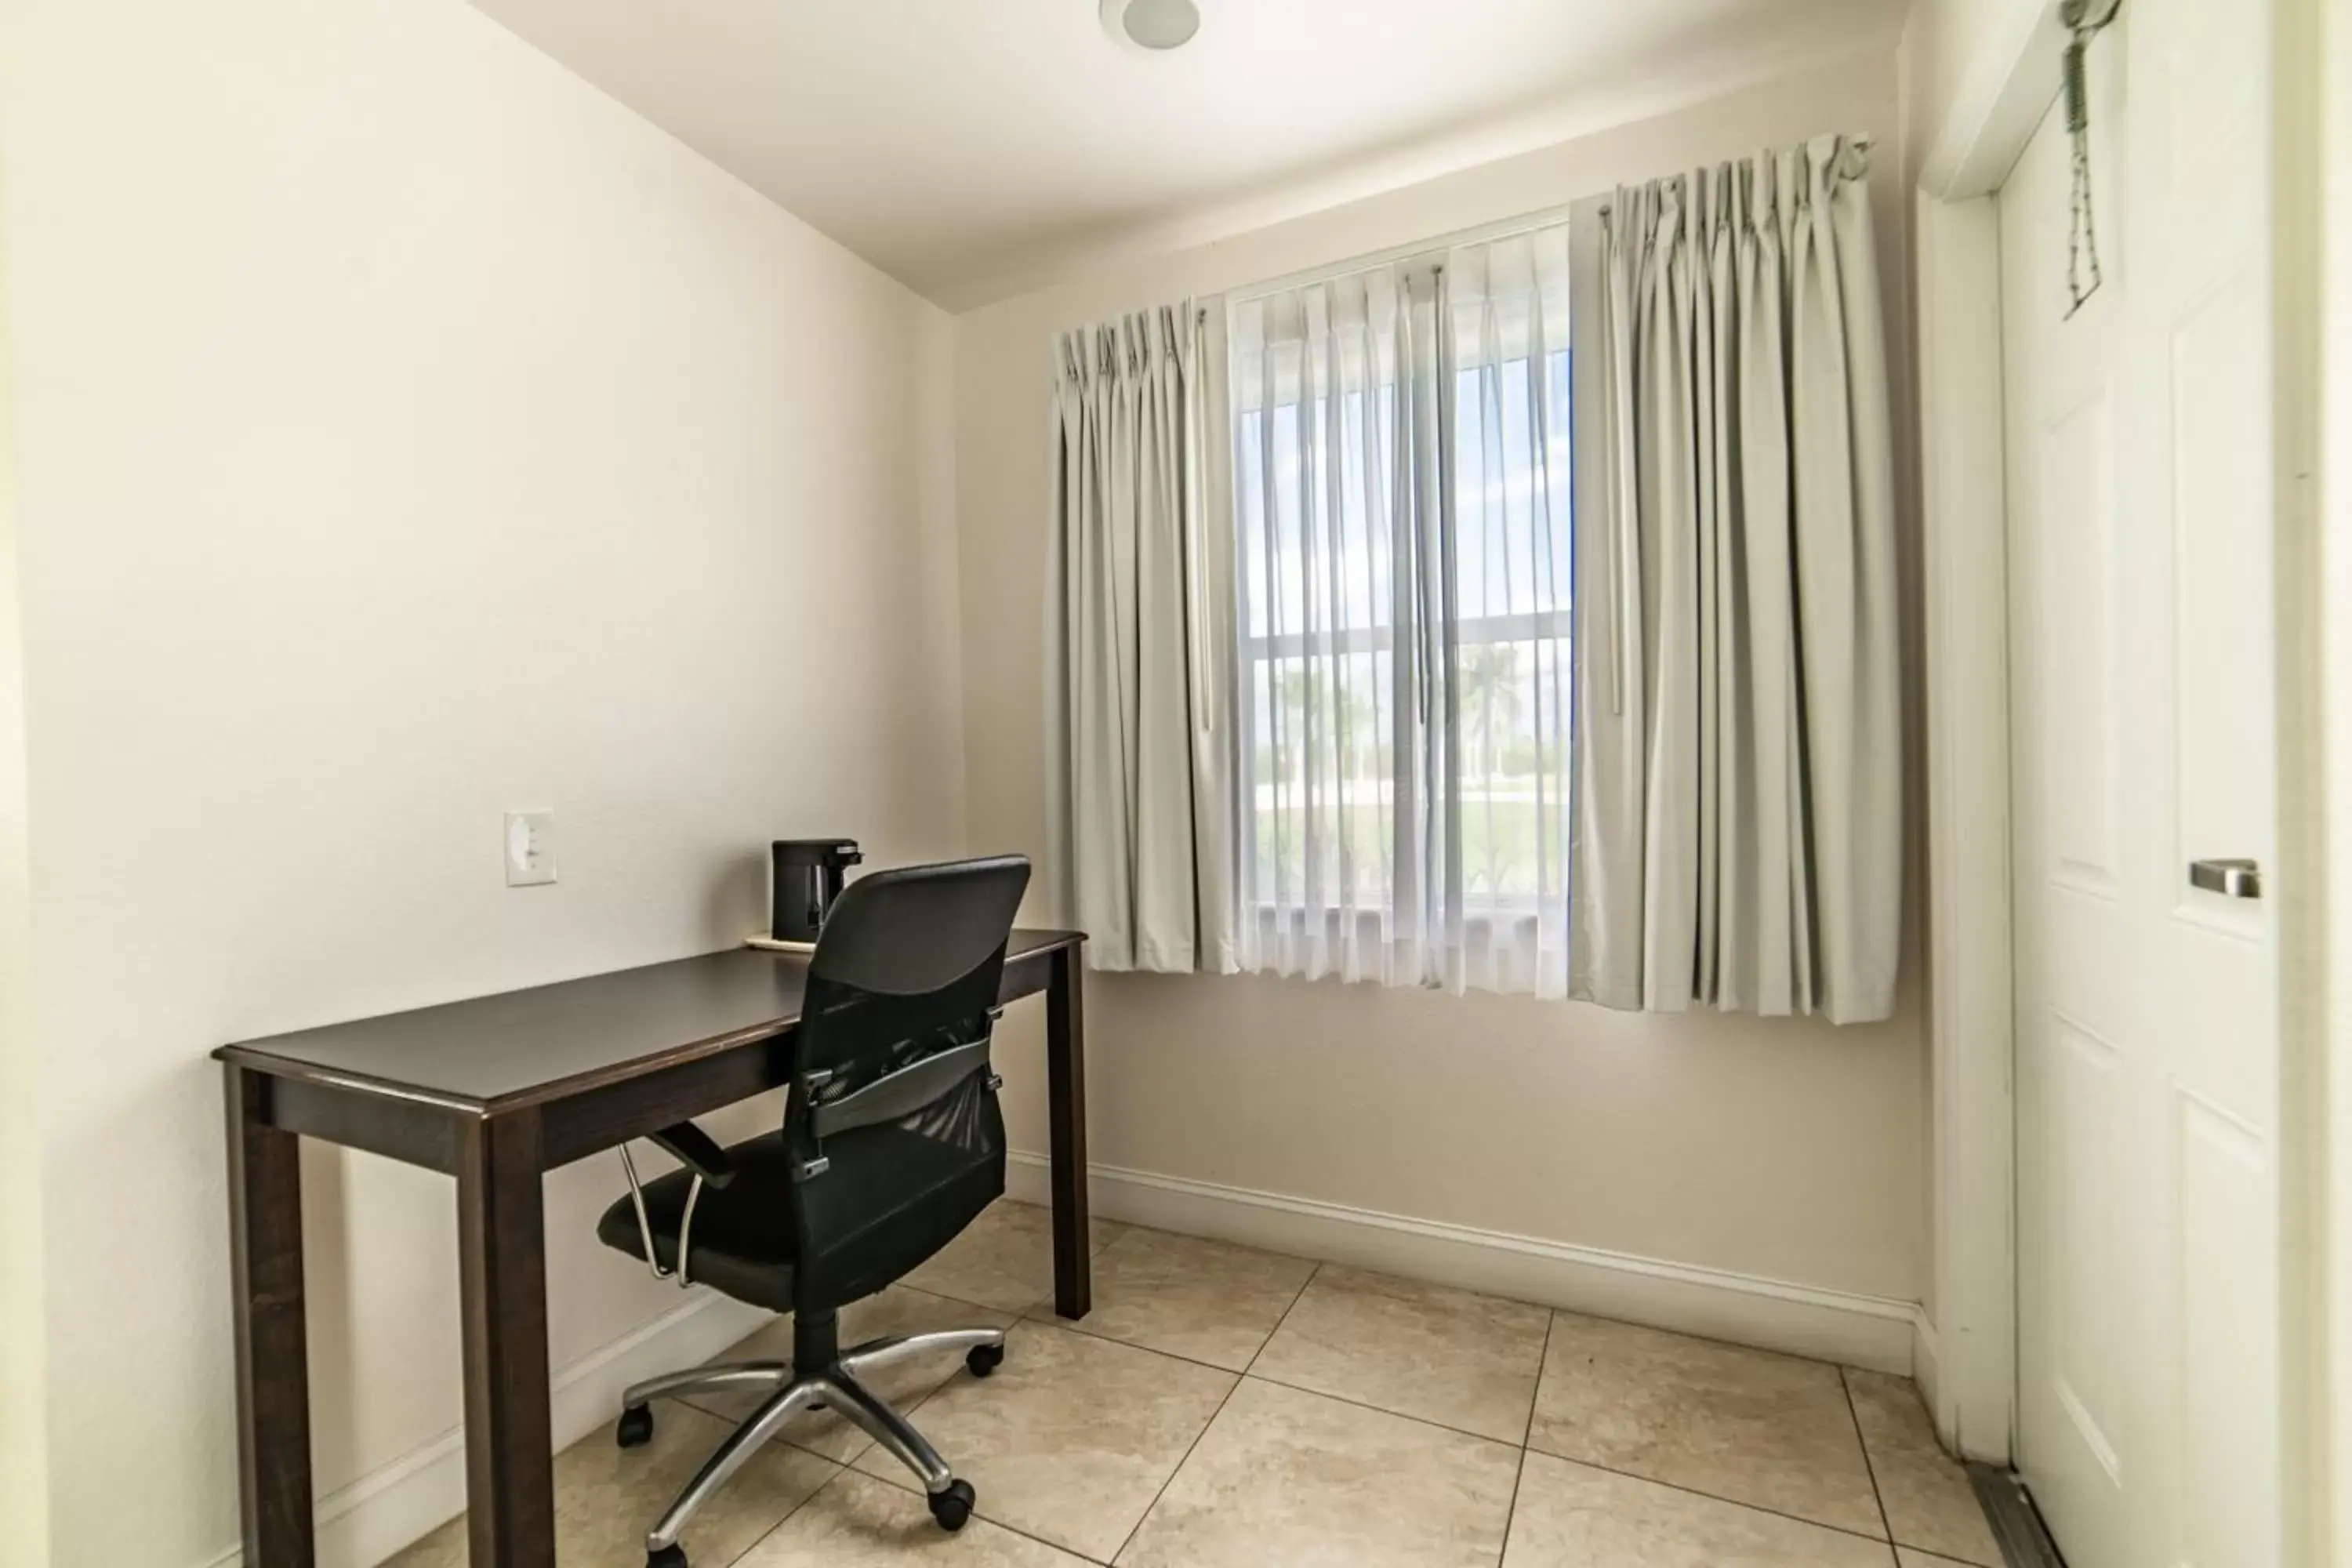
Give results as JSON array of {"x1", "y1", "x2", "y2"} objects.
[
  {"x1": 928, "y1": 1478, "x2": 976, "y2": 1531},
  {"x1": 645, "y1": 1545, "x2": 687, "y2": 1568},
  {"x1": 966, "y1": 1342, "x2": 1005, "y2": 1378},
  {"x1": 616, "y1": 1405, "x2": 655, "y2": 1449}
]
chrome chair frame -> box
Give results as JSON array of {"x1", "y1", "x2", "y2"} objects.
[
  {"x1": 619, "y1": 1327, "x2": 1008, "y2": 1554},
  {"x1": 612, "y1": 1139, "x2": 1007, "y2": 1555}
]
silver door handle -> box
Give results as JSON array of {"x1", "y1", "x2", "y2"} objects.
[{"x1": 2189, "y1": 858, "x2": 2262, "y2": 898}]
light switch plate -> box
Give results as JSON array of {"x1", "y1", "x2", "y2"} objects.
[{"x1": 504, "y1": 810, "x2": 557, "y2": 887}]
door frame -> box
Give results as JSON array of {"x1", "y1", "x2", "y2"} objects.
[
  {"x1": 1911, "y1": 0, "x2": 2065, "y2": 1470},
  {"x1": 2290, "y1": 0, "x2": 2343, "y2": 1556},
  {"x1": 1911, "y1": 7, "x2": 2332, "y2": 1548}
]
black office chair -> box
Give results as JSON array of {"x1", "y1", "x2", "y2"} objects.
[{"x1": 595, "y1": 855, "x2": 1032, "y2": 1567}]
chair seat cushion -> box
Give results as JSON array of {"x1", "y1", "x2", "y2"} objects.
[
  {"x1": 596, "y1": 1132, "x2": 803, "y2": 1312},
  {"x1": 596, "y1": 1120, "x2": 1003, "y2": 1316}
]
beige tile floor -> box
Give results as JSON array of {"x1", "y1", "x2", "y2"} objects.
[{"x1": 392, "y1": 1201, "x2": 2005, "y2": 1568}]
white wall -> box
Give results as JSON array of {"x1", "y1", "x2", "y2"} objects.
[
  {"x1": 959, "y1": 51, "x2": 1929, "y2": 1308},
  {"x1": 0, "y1": 0, "x2": 966, "y2": 1562}
]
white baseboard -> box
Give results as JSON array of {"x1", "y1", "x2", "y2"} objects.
[
  {"x1": 1006, "y1": 1152, "x2": 1923, "y2": 1377},
  {"x1": 1912, "y1": 1311, "x2": 1944, "y2": 1417},
  {"x1": 203, "y1": 1289, "x2": 771, "y2": 1568}
]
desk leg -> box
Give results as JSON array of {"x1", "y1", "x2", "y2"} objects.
[
  {"x1": 1046, "y1": 944, "x2": 1091, "y2": 1319},
  {"x1": 455, "y1": 1111, "x2": 556, "y2": 1568},
  {"x1": 227, "y1": 1065, "x2": 316, "y2": 1567}
]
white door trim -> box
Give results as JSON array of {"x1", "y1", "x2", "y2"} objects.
[
  {"x1": 1911, "y1": 0, "x2": 2057, "y2": 1467},
  {"x1": 2280, "y1": 0, "x2": 2339, "y2": 1557},
  {"x1": 1914, "y1": 0, "x2": 2337, "y2": 1520},
  {"x1": 1914, "y1": 181, "x2": 2017, "y2": 1464},
  {"x1": 2321, "y1": 0, "x2": 2352, "y2": 1555},
  {"x1": 1917, "y1": 2, "x2": 2070, "y2": 203}
]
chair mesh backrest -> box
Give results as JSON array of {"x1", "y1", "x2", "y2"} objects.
[
  {"x1": 784, "y1": 855, "x2": 1029, "y2": 1307},
  {"x1": 794, "y1": 855, "x2": 1031, "y2": 1074}
]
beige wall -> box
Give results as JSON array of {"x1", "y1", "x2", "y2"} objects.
[
  {"x1": 1896, "y1": 0, "x2": 2038, "y2": 184},
  {"x1": 0, "y1": 0, "x2": 965, "y2": 1561},
  {"x1": 1896, "y1": 0, "x2": 2079, "y2": 201},
  {"x1": 960, "y1": 49, "x2": 1930, "y2": 1305},
  {"x1": 0, "y1": 173, "x2": 50, "y2": 1564},
  {"x1": 1899, "y1": 0, "x2": 1997, "y2": 173}
]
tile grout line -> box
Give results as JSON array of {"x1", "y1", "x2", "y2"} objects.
[
  {"x1": 1520, "y1": 1310, "x2": 1556, "y2": 1447},
  {"x1": 1839, "y1": 1364, "x2": 1904, "y2": 1565},
  {"x1": 674, "y1": 1281, "x2": 1015, "y2": 1463},
  {"x1": 1494, "y1": 1446, "x2": 1534, "y2": 1568},
  {"x1": 835, "y1": 1462, "x2": 1126, "y2": 1565},
  {"x1": 970, "y1": 1202, "x2": 1875, "y2": 1378},
  {"x1": 1099, "y1": 1258, "x2": 1325, "y2": 1565},
  {"x1": 1241, "y1": 1258, "x2": 1322, "y2": 1377},
  {"x1": 973, "y1": 1287, "x2": 1301, "y2": 1387},
  {"x1": 956, "y1": 1483, "x2": 1134, "y2": 1567},
  {"x1": 1015, "y1": 1232, "x2": 1323, "y2": 1364},
  {"x1": 1102, "y1": 1365, "x2": 1247, "y2": 1566},
  {"x1": 1028, "y1": 1303, "x2": 1281, "y2": 1374},
  {"x1": 1490, "y1": 1310, "x2": 1557, "y2": 1568},
  {"x1": 649, "y1": 1373, "x2": 1912, "y2": 1568},
  {"x1": 663, "y1": 1243, "x2": 1922, "y2": 1566},
  {"x1": 1279, "y1": 1268, "x2": 1900, "y2": 1549},
  {"x1": 622, "y1": 1263, "x2": 1908, "y2": 1563},
  {"x1": 949, "y1": 1221, "x2": 1869, "y2": 1391},
  {"x1": 1845, "y1": 1373, "x2": 2009, "y2": 1568},
  {"x1": 837, "y1": 1308, "x2": 1241, "y2": 1563},
  {"x1": 719, "y1": 1459, "x2": 855, "y2": 1568},
  {"x1": 905, "y1": 1200, "x2": 1131, "y2": 1321},
  {"x1": 1001, "y1": 1261, "x2": 1896, "y2": 1552},
  {"x1": 1087, "y1": 1221, "x2": 1142, "y2": 1266},
  {"x1": 1522, "y1": 1432, "x2": 1909, "y2": 1552},
  {"x1": 1242, "y1": 1368, "x2": 1541, "y2": 1450}
]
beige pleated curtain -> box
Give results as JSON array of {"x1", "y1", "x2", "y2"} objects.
[
  {"x1": 1568, "y1": 132, "x2": 1901, "y2": 1023},
  {"x1": 1044, "y1": 301, "x2": 1240, "y2": 973}
]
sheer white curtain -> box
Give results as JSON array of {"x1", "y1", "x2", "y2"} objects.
[
  {"x1": 1228, "y1": 224, "x2": 1573, "y2": 996},
  {"x1": 1444, "y1": 227, "x2": 1576, "y2": 994}
]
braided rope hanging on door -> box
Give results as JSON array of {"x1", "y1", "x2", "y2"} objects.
[{"x1": 2061, "y1": 0, "x2": 2124, "y2": 317}]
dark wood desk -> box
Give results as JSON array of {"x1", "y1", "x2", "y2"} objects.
[{"x1": 213, "y1": 930, "x2": 1088, "y2": 1568}]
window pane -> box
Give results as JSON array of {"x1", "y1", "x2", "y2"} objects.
[{"x1": 1229, "y1": 270, "x2": 1573, "y2": 975}]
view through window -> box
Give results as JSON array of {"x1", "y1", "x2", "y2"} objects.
[{"x1": 1231, "y1": 261, "x2": 1571, "y2": 971}]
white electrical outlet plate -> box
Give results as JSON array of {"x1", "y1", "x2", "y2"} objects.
[{"x1": 504, "y1": 810, "x2": 557, "y2": 887}]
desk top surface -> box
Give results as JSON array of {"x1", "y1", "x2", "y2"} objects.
[{"x1": 216, "y1": 929, "x2": 1082, "y2": 1110}]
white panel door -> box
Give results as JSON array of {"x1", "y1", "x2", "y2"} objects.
[{"x1": 2000, "y1": 1, "x2": 2280, "y2": 1565}]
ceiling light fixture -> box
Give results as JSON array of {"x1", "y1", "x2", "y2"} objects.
[{"x1": 1099, "y1": 0, "x2": 1200, "y2": 53}]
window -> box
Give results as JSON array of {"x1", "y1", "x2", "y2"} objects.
[{"x1": 1227, "y1": 224, "x2": 1573, "y2": 996}]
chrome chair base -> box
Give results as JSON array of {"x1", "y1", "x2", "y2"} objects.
[{"x1": 617, "y1": 1326, "x2": 1008, "y2": 1559}]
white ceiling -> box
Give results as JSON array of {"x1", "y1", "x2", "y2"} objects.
[{"x1": 471, "y1": 0, "x2": 1907, "y2": 310}]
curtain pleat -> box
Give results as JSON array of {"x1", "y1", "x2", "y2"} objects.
[
  {"x1": 1045, "y1": 301, "x2": 1238, "y2": 973},
  {"x1": 1570, "y1": 132, "x2": 1899, "y2": 1022}
]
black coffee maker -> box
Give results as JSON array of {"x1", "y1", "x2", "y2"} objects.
[{"x1": 770, "y1": 838, "x2": 862, "y2": 944}]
